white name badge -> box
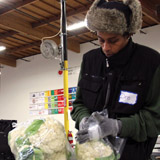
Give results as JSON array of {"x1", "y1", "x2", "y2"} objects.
[{"x1": 119, "y1": 90, "x2": 138, "y2": 105}]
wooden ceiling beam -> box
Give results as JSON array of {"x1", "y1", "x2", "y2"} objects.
[
  {"x1": 39, "y1": 0, "x2": 60, "y2": 14},
  {"x1": 156, "y1": 5, "x2": 160, "y2": 19},
  {"x1": 140, "y1": 0, "x2": 160, "y2": 24},
  {"x1": 0, "y1": 54, "x2": 16, "y2": 67},
  {"x1": 0, "y1": 30, "x2": 18, "y2": 39},
  {"x1": 0, "y1": 14, "x2": 80, "y2": 53},
  {"x1": 74, "y1": 0, "x2": 88, "y2": 7},
  {"x1": 0, "y1": 0, "x2": 38, "y2": 15},
  {"x1": 1, "y1": 30, "x2": 90, "y2": 55},
  {"x1": 142, "y1": 8, "x2": 160, "y2": 24},
  {"x1": 4, "y1": 30, "x2": 90, "y2": 55},
  {"x1": 4, "y1": 41, "x2": 41, "y2": 54},
  {"x1": 32, "y1": 14, "x2": 61, "y2": 28},
  {"x1": 32, "y1": 5, "x2": 90, "y2": 28}
]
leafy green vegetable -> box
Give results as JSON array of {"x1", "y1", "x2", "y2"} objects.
[
  {"x1": 25, "y1": 119, "x2": 44, "y2": 136},
  {"x1": 8, "y1": 117, "x2": 72, "y2": 160},
  {"x1": 16, "y1": 137, "x2": 31, "y2": 148},
  {"x1": 18, "y1": 146, "x2": 33, "y2": 160},
  {"x1": 34, "y1": 148, "x2": 44, "y2": 160},
  {"x1": 18, "y1": 147, "x2": 44, "y2": 160}
]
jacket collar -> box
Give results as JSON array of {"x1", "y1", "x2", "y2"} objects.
[{"x1": 100, "y1": 38, "x2": 135, "y2": 68}]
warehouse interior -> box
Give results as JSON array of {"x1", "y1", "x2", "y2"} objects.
[{"x1": 0, "y1": 0, "x2": 160, "y2": 159}]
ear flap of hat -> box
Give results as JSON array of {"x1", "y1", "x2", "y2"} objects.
[{"x1": 124, "y1": 0, "x2": 142, "y2": 34}]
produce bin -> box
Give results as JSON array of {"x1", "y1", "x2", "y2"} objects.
[{"x1": 0, "y1": 119, "x2": 17, "y2": 160}]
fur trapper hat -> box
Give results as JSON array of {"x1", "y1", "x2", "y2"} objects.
[{"x1": 85, "y1": 0, "x2": 142, "y2": 35}]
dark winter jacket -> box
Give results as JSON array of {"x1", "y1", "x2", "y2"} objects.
[{"x1": 71, "y1": 38, "x2": 160, "y2": 160}]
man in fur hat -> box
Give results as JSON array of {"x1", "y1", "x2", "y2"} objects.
[{"x1": 71, "y1": 0, "x2": 160, "y2": 159}]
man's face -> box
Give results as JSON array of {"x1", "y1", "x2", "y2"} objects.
[{"x1": 97, "y1": 32, "x2": 130, "y2": 57}]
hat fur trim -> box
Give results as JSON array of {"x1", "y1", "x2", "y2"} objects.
[
  {"x1": 124, "y1": 0, "x2": 142, "y2": 34},
  {"x1": 86, "y1": 0, "x2": 142, "y2": 34}
]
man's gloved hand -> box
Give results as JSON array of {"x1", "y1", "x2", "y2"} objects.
[
  {"x1": 76, "y1": 123, "x2": 101, "y2": 144},
  {"x1": 76, "y1": 112, "x2": 122, "y2": 144},
  {"x1": 79, "y1": 117, "x2": 89, "y2": 130},
  {"x1": 79, "y1": 115, "x2": 98, "y2": 130},
  {"x1": 92, "y1": 112, "x2": 122, "y2": 137}
]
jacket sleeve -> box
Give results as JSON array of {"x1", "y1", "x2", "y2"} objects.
[
  {"x1": 119, "y1": 65, "x2": 160, "y2": 142},
  {"x1": 70, "y1": 61, "x2": 91, "y2": 130}
]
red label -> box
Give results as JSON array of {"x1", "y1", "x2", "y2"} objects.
[
  {"x1": 58, "y1": 107, "x2": 64, "y2": 114},
  {"x1": 58, "y1": 89, "x2": 64, "y2": 95},
  {"x1": 58, "y1": 101, "x2": 64, "y2": 107},
  {"x1": 58, "y1": 95, "x2": 64, "y2": 101}
]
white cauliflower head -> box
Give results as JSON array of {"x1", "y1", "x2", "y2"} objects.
[
  {"x1": 29, "y1": 116, "x2": 66, "y2": 154},
  {"x1": 8, "y1": 116, "x2": 73, "y2": 160},
  {"x1": 76, "y1": 140, "x2": 114, "y2": 160}
]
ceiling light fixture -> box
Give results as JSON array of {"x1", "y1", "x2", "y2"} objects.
[
  {"x1": 0, "y1": 46, "x2": 6, "y2": 52},
  {"x1": 67, "y1": 21, "x2": 87, "y2": 31}
]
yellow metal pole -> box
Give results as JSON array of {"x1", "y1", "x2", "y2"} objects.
[
  {"x1": 60, "y1": 0, "x2": 69, "y2": 136},
  {"x1": 63, "y1": 60, "x2": 69, "y2": 136}
]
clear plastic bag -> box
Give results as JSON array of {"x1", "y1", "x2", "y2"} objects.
[
  {"x1": 76, "y1": 139, "x2": 116, "y2": 160},
  {"x1": 76, "y1": 109, "x2": 126, "y2": 160},
  {"x1": 96, "y1": 109, "x2": 126, "y2": 159},
  {"x1": 8, "y1": 116, "x2": 75, "y2": 160}
]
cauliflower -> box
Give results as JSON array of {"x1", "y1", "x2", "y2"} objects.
[
  {"x1": 8, "y1": 116, "x2": 73, "y2": 160},
  {"x1": 76, "y1": 140, "x2": 115, "y2": 160},
  {"x1": 8, "y1": 124, "x2": 26, "y2": 155}
]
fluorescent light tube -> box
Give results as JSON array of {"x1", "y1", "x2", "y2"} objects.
[
  {"x1": 0, "y1": 46, "x2": 6, "y2": 52},
  {"x1": 67, "y1": 21, "x2": 87, "y2": 31}
]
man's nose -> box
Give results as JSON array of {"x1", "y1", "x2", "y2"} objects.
[{"x1": 103, "y1": 41, "x2": 111, "y2": 51}]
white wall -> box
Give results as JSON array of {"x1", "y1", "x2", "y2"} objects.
[
  {"x1": 0, "y1": 50, "x2": 85, "y2": 140},
  {"x1": 132, "y1": 25, "x2": 160, "y2": 52},
  {"x1": 0, "y1": 25, "x2": 160, "y2": 141}
]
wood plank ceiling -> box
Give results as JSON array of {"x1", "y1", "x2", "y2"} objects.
[{"x1": 0, "y1": 0, "x2": 160, "y2": 67}]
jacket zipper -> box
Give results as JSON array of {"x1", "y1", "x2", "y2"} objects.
[{"x1": 106, "y1": 58, "x2": 109, "y2": 68}]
